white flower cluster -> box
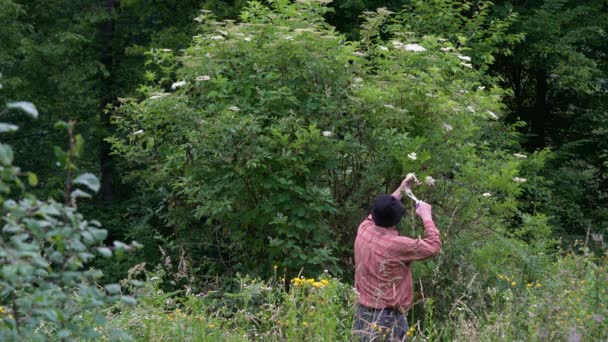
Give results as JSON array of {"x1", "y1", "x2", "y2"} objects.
[
  {"x1": 196, "y1": 75, "x2": 211, "y2": 82},
  {"x1": 408, "y1": 152, "x2": 417, "y2": 160},
  {"x1": 513, "y1": 153, "x2": 527, "y2": 159},
  {"x1": 171, "y1": 81, "x2": 186, "y2": 89},
  {"x1": 513, "y1": 177, "x2": 527, "y2": 183},
  {"x1": 391, "y1": 41, "x2": 426, "y2": 52}
]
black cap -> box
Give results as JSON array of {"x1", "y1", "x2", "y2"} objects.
[{"x1": 371, "y1": 194, "x2": 405, "y2": 228}]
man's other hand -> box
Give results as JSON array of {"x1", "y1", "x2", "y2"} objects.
[{"x1": 415, "y1": 201, "x2": 433, "y2": 221}]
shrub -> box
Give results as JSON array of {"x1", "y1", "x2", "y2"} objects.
[
  {"x1": 110, "y1": 0, "x2": 534, "y2": 288},
  {"x1": 0, "y1": 99, "x2": 139, "y2": 340}
]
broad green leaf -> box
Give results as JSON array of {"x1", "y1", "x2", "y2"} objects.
[
  {"x1": 120, "y1": 296, "x2": 137, "y2": 305},
  {"x1": 73, "y1": 134, "x2": 84, "y2": 157},
  {"x1": 27, "y1": 172, "x2": 38, "y2": 186},
  {"x1": 105, "y1": 284, "x2": 121, "y2": 294},
  {"x1": 6, "y1": 101, "x2": 39, "y2": 118},
  {"x1": 0, "y1": 143, "x2": 14, "y2": 165},
  {"x1": 0, "y1": 123, "x2": 18, "y2": 132},
  {"x1": 73, "y1": 173, "x2": 100, "y2": 192},
  {"x1": 97, "y1": 247, "x2": 112, "y2": 257},
  {"x1": 71, "y1": 189, "x2": 92, "y2": 199}
]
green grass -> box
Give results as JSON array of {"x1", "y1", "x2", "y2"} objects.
[{"x1": 101, "y1": 253, "x2": 608, "y2": 341}]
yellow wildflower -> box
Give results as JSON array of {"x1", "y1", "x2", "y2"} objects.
[
  {"x1": 527, "y1": 283, "x2": 533, "y2": 288},
  {"x1": 536, "y1": 283, "x2": 542, "y2": 288},
  {"x1": 511, "y1": 282, "x2": 516, "y2": 287},
  {"x1": 208, "y1": 324, "x2": 216, "y2": 328},
  {"x1": 273, "y1": 265, "x2": 278, "y2": 270},
  {"x1": 320, "y1": 279, "x2": 330, "y2": 286},
  {"x1": 312, "y1": 282, "x2": 323, "y2": 289},
  {"x1": 306, "y1": 278, "x2": 315, "y2": 285},
  {"x1": 303, "y1": 322, "x2": 308, "y2": 327},
  {"x1": 0, "y1": 306, "x2": 4, "y2": 314}
]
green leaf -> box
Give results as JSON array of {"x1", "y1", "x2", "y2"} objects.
[
  {"x1": 90, "y1": 228, "x2": 108, "y2": 241},
  {"x1": 27, "y1": 172, "x2": 38, "y2": 186},
  {"x1": 73, "y1": 134, "x2": 84, "y2": 157},
  {"x1": 73, "y1": 173, "x2": 100, "y2": 192},
  {"x1": 0, "y1": 143, "x2": 14, "y2": 165},
  {"x1": 97, "y1": 247, "x2": 112, "y2": 258},
  {"x1": 105, "y1": 284, "x2": 121, "y2": 294},
  {"x1": 54, "y1": 120, "x2": 68, "y2": 130},
  {"x1": 71, "y1": 189, "x2": 92, "y2": 199},
  {"x1": 0, "y1": 123, "x2": 19, "y2": 132},
  {"x1": 6, "y1": 101, "x2": 39, "y2": 118},
  {"x1": 120, "y1": 296, "x2": 137, "y2": 305}
]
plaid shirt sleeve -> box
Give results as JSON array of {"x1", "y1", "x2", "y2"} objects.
[{"x1": 386, "y1": 219, "x2": 442, "y2": 261}]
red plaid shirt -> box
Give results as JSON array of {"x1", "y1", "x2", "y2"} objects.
[{"x1": 354, "y1": 214, "x2": 441, "y2": 311}]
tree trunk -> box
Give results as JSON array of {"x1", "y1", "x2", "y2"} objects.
[
  {"x1": 531, "y1": 68, "x2": 548, "y2": 148},
  {"x1": 99, "y1": 0, "x2": 115, "y2": 201}
]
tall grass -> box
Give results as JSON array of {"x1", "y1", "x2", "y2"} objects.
[{"x1": 103, "y1": 253, "x2": 607, "y2": 341}]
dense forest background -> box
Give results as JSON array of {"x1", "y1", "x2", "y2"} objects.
[
  {"x1": 1, "y1": 0, "x2": 607, "y2": 340},
  {"x1": 3, "y1": 0, "x2": 606, "y2": 278}
]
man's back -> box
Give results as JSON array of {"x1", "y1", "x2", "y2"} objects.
[{"x1": 354, "y1": 214, "x2": 441, "y2": 311}]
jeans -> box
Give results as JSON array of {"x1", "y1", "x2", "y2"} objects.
[{"x1": 352, "y1": 304, "x2": 409, "y2": 341}]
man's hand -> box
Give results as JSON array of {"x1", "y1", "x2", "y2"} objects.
[
  {"x1": 391, "y1": 173, "x2": 421, "y2": 200},
  {"x1": 400, "y1": 173, "x2": 420, "y2": 191},
  {"x1": 415, "y1": 201, "x2": 433, "y2": 221}
]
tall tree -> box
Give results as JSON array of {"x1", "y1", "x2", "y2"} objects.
[{"x1": 99, "y1": 0, "x2": 116, "y2": 201}]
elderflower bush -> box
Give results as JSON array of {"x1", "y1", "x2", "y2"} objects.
[{"x1": 109, "y1": 0, "x2": 538, "y2": 309}]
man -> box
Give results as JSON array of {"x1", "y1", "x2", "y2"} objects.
[{"x1": 353, "y1": 176, "x2": 442, "y2": 341}]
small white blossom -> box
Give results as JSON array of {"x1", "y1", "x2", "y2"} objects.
[
  {"x1": 353, "y1": 77, "x2": 364, "y2": 83},
  {"x1": 149, "y1": 93, "x2": 169, "y2": 100},
  {"x1": 457, "y1": 55, "x2": 472, "y2": 62},
  {"x1": 383, "y1": 104, "x2": 395, "y2": 109},
  {"x1": 284, "y1": 35, "x2": 293, "y2": 41},
  {"x1": 244, "y1": 37, "x2": 252, "y2": 42},
  {"x1": 322, "y1": 131, "x2": 333, "y2": 137},
  {"x1": 425, "y1": 176, "x2": 436, "y2": 186},
  {"x1": 378, "y1": 45, "x2": 389, "y2": 51},
  {"x1": 353, "y1": 51, "x2": 366, "y2": 56},
  {"x1": 443, "y1": 122, "x2": 453, "y2": 132},
  {"x1": 210, "y1": 35, "x2": 224, "y2": 40},
  {"x1": 132, "y1": 130, "x2": 144, "y2": 136},
  {"x1": 461, "y1": 62, "x2": 473, "y2": 69},
  {"x1": 513, "y1": 153, "x2": 527, "y2": 159},
  {"x1": 478, "y1": 86, "x2": 486, "y2": 91},
  {"x1": 161, "y1": 48, "x2": 172, "y2": 52},
  {"x1": 467, "y1": 105, "x2": 476, "y2": 113},
  {"x1": 171, "y1": 81, "x2": 186, "y2": 89},
  {"x1": 228, "y1": 106, "x2": 241, "y2": 112},
  {"x1": 482, "y1": 192, "x2": 492, "y2": 197},
  {"x1": 404, "y1": 43, "x2": 426, "y2": 52},
  {"x1": 487, "y1": 111, "x2": 499, "y2": 120},
  {"x1": 196, "y1": 75, "x2": 211, "y2": 81},
  {"x1": 408, "y1": 152, "x2": 417, "y2": 160},
  {"x1": 513, "y1": 177, "x2": 527, "y2": 183},
  {"x1": 440, "y1": 47, "x2": 453, "y2": 52}
]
